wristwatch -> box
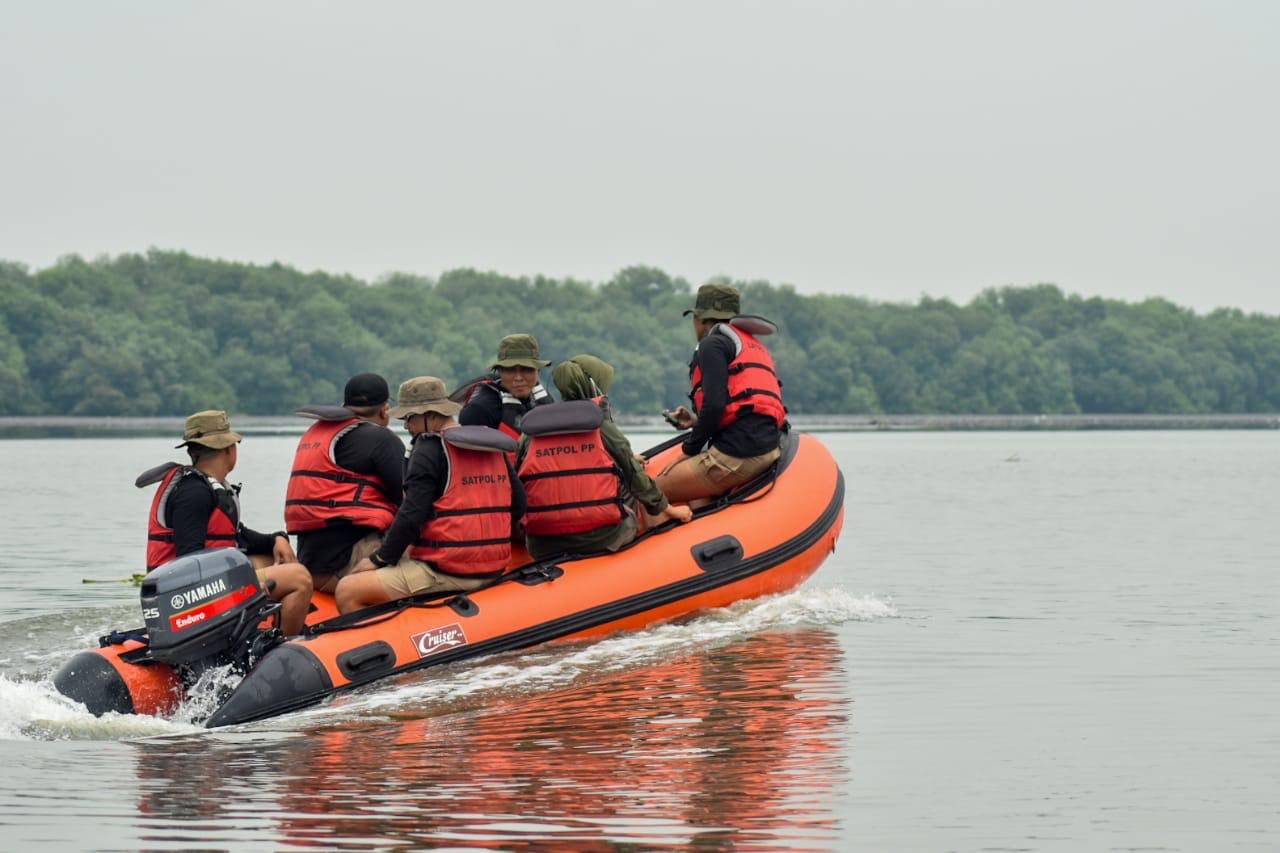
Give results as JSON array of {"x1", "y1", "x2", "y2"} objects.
[{"x1": 369, "y1": 553, "x2": 389, "y2": 568}]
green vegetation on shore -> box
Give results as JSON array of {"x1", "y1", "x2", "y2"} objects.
[{"x1": 2, "y1": 251, "x2": 1278, "y2": 416}]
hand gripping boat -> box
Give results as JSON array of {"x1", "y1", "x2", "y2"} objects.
[{"x1": 53, "y1": 430, "x2": 845, "y2": 727}]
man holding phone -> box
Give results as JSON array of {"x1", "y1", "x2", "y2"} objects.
[{"x1": 657, "y1": 284, "x2": 786, "y2": 503}]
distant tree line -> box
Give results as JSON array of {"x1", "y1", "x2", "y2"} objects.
[{"x1": 2, "y1": 250, "x2": 1279, "y2": 417}]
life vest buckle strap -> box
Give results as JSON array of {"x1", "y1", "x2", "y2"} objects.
[
  {"x1": 519, "y1": 465, "x2": 617, "y2": 482},
  {"x1": 726, "y1": 361, "x2": 778, "y2": 376},
  {"x1": 286, "y1": 498, "x2": 371, "y2": 510},
  {"x1": 431, "y1": 504, "x2": 513, "y2": 517},
  {"x1": 290, "y1": 468, "x2": 376, "y2": 488},
  {"x1": 727, "y1": 387, "x2": 784, "y2": 404},
  {"x1": 414, "y1": 535, "x2": 513, "y2": 549},
  {"x1": 525, "y1": 497, "x2": 621, "y2": 513}
]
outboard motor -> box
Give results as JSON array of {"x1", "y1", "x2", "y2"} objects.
[
  {"x1": 141, "y1": 548, "x2": 277, "y2": 673},
  {"x1": 53, "y1": 548, "x2": 283, "y2": 717}
]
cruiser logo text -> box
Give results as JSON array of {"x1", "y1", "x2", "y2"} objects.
[{"x1": 411, "y1": 623, "x2": 468, "y2": 658}]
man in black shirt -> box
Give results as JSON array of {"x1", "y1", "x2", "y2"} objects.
[
  {"x1": 288, "y1": 374, "x2": 406, "y2": 593},
  {"x1": 164, "y1": 411, "x2": 313, "y2": 635},
  {"x1": 657, "y1": 284, "x2": 786, "y2": 503}
]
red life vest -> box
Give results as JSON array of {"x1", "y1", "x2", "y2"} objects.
[
  {"x1": 690, "y1": 324, "x2": 787, "y2": 430},
  {"x1": 145, "y1": 465, "x2": 238, "y2": 572},
  {"x1": 518, "y1": 398, "x2": 623, "y2": 536},
  {"x1": 408, "y1": 432, "x2": 513, "y2": 576},
  {"x1": 283, "y1": 419, "x2": 398, "y2": 534}
]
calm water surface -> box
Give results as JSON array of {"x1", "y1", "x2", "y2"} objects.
[{"x1": 0, "y1": 431, "x2": 1276, "y2": 851}]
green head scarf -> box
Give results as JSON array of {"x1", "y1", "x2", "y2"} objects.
[{"x1": 552, "y1": 355, "x2": 615, "y2": 401}]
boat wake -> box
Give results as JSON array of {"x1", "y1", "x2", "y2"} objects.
[
  {"x1": 273, "y1": 585, "x2": 894, "y2": 729},
  {"x1": 0, "y1": 585, "x2": 893, "y2": 741}
]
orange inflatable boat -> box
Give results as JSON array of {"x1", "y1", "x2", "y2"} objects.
[{"x1": 53, "y1": 430, "x2": 845, "y2": 727}]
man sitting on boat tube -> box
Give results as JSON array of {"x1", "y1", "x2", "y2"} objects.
[
  {"x1": 458, "y1": 333, "x2": 555, "y2": 446},
  {"x1": 656, "y1": 283, "x2": 787, "y2": 504},
  {"x1": 284, "y1": 373, "x2": 405, "y2": 595},
  {"x1": 516, "y1": 355, "x2": 692, "y2": 560},
  {"x1": 335, "y1": 376, "x2": 527, "y2": 614},
  {"x1": 145, "y1": 411, "x2": 313, "y2": 635}
]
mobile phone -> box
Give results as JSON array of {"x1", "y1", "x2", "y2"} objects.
[{"x1": 661, "y1": 409, "x2": 683, "y2": 428}]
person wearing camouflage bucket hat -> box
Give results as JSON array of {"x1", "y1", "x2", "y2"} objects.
[
  {"x1": 141, "y1": 409, "x2": 314, "y2": 635},
  {"x1": 491, "y1": 333, "x2": 552, "y2": 369},
  {"x1": 656, "y1": 281, "x2": 788, "y2": 506},
  {"x1": 458, "y1": 333, "x2": 553, "y2": 446},
  {"x1": 681, "y1": 282, "x2": 741, "y2": 321}
]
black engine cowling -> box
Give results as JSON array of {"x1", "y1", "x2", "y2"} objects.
[{"x1": 140, "y1": 548, "x2": 271, "y2": 667}]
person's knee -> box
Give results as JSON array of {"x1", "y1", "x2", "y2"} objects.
[
  {"x1": 286, "y1": 563, "x2": 312, "y2": 590},
  {"x1": 334, "y1": 575, "x2": 372, "y2": 614},
  {"x1": 334, "y1": 577, "x2": 355, "y2": 612},
  {"x1": 267, "y1": 563, "x2": 312, "y2": 599}
]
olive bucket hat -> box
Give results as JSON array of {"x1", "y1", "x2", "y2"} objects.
[
  {"x1": 175, "y1": 410, "x2": 243, "y2": 449},
  {"x1": 388, "y1": 376, "x2": 463, "y2": 420},
  {"x1": 492, "y1": 333, "x2": 552, "y2": 369},
  {"x1": 682, "y1": 283, "x2": 741, "y2": 320}
]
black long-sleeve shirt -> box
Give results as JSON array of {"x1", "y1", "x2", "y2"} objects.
[
  {"x1": 296, "y1": 420, "x2": 407, "y2": 574},
  {"x1": 684, "y1": 332, "x2": 781, "y2": 458},
  {"x1": 166, "y1": 474, "x2": 277, "y2": 557},
  {"x1": 459, "y1": 380, "x2": 552, "y2": 432},
  {"x1": 375, "y1": 434, "x2": 527, "y2": 569}
]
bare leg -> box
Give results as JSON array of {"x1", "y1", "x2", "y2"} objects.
[
  {"x1": 335, "y1": 571, "x2": 396, "y2": 614},
  {"x1": 250, "y1": 555, "x2": 313, "y2": 635}
]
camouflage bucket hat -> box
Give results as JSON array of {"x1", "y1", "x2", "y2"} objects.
[
  {"x1": 492, "y1": 333, "x2": 551, "y2": 369},
  {"x1": 176, "y1": 410, "x2": 242, "y2": 449},
  {"x1": 389, "y1": 376, "x2": 463, "y2": 419},
  {"x1": 682, "y1": 283, "x2": 741, "y2": 320}
]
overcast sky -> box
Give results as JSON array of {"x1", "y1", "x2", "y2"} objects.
[{"x1": 2, "y1": 2, "x2": 1276, "y2": 313}]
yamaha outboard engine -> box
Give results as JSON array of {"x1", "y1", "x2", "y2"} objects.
[
  {"x1": 141, "y1": 548, "x2": 277, "y2": 673},
  {"x1": 53, "y1": 548, "x2": 282, "y2": 717}
]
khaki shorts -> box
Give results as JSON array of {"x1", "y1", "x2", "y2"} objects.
[
  {"x1": 690, "y1": 445, "x2": 781, "y2": 490},
  {"x1": 248, "y1": 553, "x2": 273, "y2": 588},
  {"x1": 375, "y1": 557, "x2": 490, "y2": 599},
  {"x1": 337, "y1": 533, "x2": 383, "y2": 578}
]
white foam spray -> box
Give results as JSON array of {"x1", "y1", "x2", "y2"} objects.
[
  {"x1": 1, "y1": 584, "x2": 893, "y2": 739},
  {"x1": 0, "y1": 673, "x2": 200, "y2": 741}
]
